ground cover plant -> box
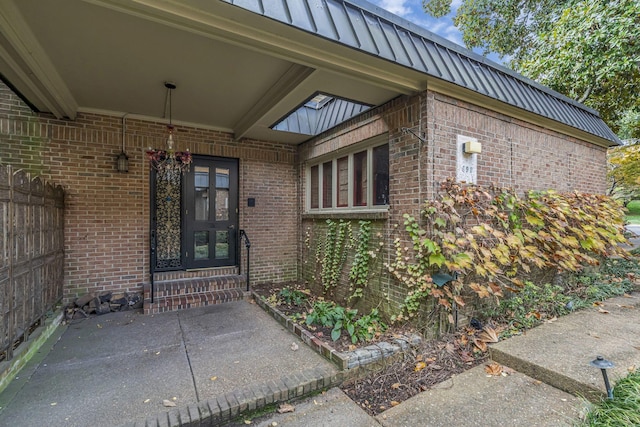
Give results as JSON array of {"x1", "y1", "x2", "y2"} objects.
[{"x1": 580, "y1": 369, "x2": 640, "y2": 426}]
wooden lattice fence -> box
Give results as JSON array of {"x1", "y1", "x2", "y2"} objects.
[{"x1": 0, "y1": 164, "x2": 64, "y2": 361}]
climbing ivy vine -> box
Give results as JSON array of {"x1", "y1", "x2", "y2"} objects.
[{"x1": 388, "y1": 179, "x2": 628, "y2": 322}]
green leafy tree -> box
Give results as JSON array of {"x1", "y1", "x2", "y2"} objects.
[
  {"x1": 422, "y1": 0, "x2": 640, "y2": 137},
  {"x1": 608, "y1": 140, "x2": 640, "y2": 205}
]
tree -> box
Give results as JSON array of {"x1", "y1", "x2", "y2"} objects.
[
  {"x1": 608, "y1": 140, "x2": 640, "y2": 205},
  {"x1": 422, "y1": 0, "x2": 640, "y2": 137}
]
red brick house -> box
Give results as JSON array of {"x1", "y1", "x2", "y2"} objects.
[{"x1": 0, "y1": 1, "x2": 619, "y2": 318}]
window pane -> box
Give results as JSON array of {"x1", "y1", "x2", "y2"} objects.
[
  {"x1": 194, "y1": 231, "x2": 209, "y2": 260},
  {"x1": 373, "y1": 144, "x2": 389, "y2": 205},
  {"x1": 337, "y1": 157, "x2": 348, "y2": 207},
  {"x1": 353, "y1": 151, "x2": 367, "y2": 206},
  {"x1": 215, "y1": 230, "x2": 229, "y2": 259},
  {"x1": 322, "y1": 161, "x2": 332, "y2": 208},
  {"x1": 215, "y1": 168, "x2": 229, "y2": 220},
  {"x1": 310, "y1": 165, "x2": 319, "y2": 208},
  {"x1": 194, "y1": 166, "x2": 209, "y2": 221}
]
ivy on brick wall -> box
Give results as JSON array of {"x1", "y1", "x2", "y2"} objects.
[
  {"x1": 306, "y1": 219, "x2": 383, "y2": 301},
  {"x1": 388, "y1": 179, "x2": 628, "y2": 322}
]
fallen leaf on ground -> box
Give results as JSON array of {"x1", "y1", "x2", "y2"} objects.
[
  {"x1": 390, "y1": 401, "x2": 400, "y2": 407},
  {"x1": 593, "y1": 301, "x2": 604, "y2": 306},
  {"x1": 414, "y1": 362, "x2": 427, "y2": 372},
  {"x1": 617, "y1": 304, "x2": 635, "y2": 309},
  {"x1": 143, "y1": 399, "x2": 150, "y2": 403},
  {"x1": 210, "y1": 376, "x2": 218, "y2": 381},
  {"x1": 545, "y1": 316, "x2": 558, "y2": 323},
  {"x1": 479, "y1": 326, "x2": 499, "y2": 343},
  {"x1": 97, "y1": 324, "x2": 102, "y2": 329},
  {"x1": 277, "y1": 403, "x2": 295, "y2": 414},
  {"x1": 460, "y1": 350, "x2": 475, "y2": 363},
  {"x1": 588, "y1": 331, "x2": 601, "y2": 339},
  {"x1": 473, "y1": 338, "x2": 487, "y2": 352},
  {"x1": 485, "y1": 363, "x2": 503, "y2": 376},
  {"x1": 597, "y1": 308, "x2": 610, "y2": 314},
  {"x1": 623, "y1": 293, "x2": 634, "y2": 298},
  {"x1": 445, "y1": 342, "x2": 456, "y2": 354},
  {"x1": 50, "y1": 402, "x2": 57, "y2": 406},
  {"x1": 391, "y1": 382, "x2": 401, "y2": 389},
  {"x1": 163, "y1": 400, "x2": 176, "y2": 407},
  {"x1": 244, "y1": 420, "x2": 252, "y2": 425},
  {"x1": 290, "y1": 343, "x2": 299, "y2": 351}
]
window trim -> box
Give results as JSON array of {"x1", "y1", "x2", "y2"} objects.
[{"x1": 306, "y1": 135, "x2": 389, "y2": 213}]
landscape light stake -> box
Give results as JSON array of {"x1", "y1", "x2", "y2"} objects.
[{"x1": 590, "y1": 355, "x2": 615, "y2": 400}]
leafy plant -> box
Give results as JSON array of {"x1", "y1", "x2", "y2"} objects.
[
  {"x1": 388, "y1": 179, "x2": 628, "y2": 321},
  {"x1": 278, "y1": 288, "x2": 308, "y2": 306},
  {"x1": 305, "y1": 300, "x2": 341, "y2": 328},
  {"x1": 481, "y1": 282, "x2": 570, "y2": 337},
  {"x1": 306, "y1": 300, "x2": 387, "y2": 344},
  {"x1": 320, "y1": 220, "x2": 352, "y2": 292}
]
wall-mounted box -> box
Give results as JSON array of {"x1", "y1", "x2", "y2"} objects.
[{"x1": 464, "y1": 140, "x2": 482, "y2": 154}]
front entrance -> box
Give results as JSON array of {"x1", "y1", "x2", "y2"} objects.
[{"x1": 151, "y1": 156, "x2": 239, "y2": 271}]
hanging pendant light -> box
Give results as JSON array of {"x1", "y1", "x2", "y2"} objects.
[
  {"x1": 116, "y1": 113, "x2": 129, "y2": 173},
  {"x1": 145, "y1": 82, "x2": 192, "y2": 173}
]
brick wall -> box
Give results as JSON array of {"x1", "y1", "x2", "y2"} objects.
[
  {"x1": 428, "y1": 92, "x2": 608, "y2": 193},
  {"x1": 298, "y1": 90, "x2": 609, "y2": 316},
  {"x1": 0, "y1": 83, "x2": 298, "y2": 302},
  {"x1": 0, "y1": 79, "x2": 610, "y2": 311}
]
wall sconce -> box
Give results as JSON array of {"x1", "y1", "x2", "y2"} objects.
[
  {"x1": 590, "y1": 355, "x2": 615, "y2": 400},
  {"x1": 116, "y1": 151, "x2": 129, "y2": 173},
  {"x1": 464, "y1": 140, "x2": 482, "y2": 154}
]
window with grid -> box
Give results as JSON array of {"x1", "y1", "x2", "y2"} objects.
[{"x1": 307, "y1": 138, "x2": 389, "y2": 211}]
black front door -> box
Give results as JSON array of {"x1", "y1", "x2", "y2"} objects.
[{"x1": 183, "y1": 156, "x2": 238, "y2": 269}]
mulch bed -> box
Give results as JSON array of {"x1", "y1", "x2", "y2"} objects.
[{"x1": 251, "y1": 282, "x2": 489, "y2": 416}]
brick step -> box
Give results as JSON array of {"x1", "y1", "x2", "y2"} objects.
[
  {"x1": 143, "y1": 274, "x2": 248, "y2": 315},
  {"x1": 153, "y1": 275, "x2": 246, "y2": 295}
]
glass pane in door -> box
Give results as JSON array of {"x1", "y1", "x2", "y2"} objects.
[
  {"x1": 216, "y1": 168, "x2": 229, "y2": 221},
  {"x1": 194, "y1": 166, "x2": 210, "y2": 221},
  {"x1": 194, "y1": 231, "x2": 209, "y2": 260},
  {"x1": 215, "y1": 230, "x2": 229, "y2": 259}
]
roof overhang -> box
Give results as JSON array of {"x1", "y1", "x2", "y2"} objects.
[
  {"x1": 0, "y1": 0, "x2": 426, "y2": 144},
  {"x1": 0, "y1": 0, "x2": 618, "y2": 147}
]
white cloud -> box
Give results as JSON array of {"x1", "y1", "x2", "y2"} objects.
[{"x1": 374, "y1": 0, "x2": 412, "y2": 17}]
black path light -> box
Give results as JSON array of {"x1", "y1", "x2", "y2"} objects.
[{"x1": 590, "y1": 355, "x2": 615, "y2": 400}]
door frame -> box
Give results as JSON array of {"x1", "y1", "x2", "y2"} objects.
[{"x1": 182, "y1": 155, "x2": 239, "y2": 270}]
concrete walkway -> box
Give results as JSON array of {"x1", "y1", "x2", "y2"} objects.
[
  {"x1": 1, "y1": 291, "x2": 639, "y2": 426},
  {"x1": 0, "y1": 301, "x2": 340, "y2": 427}
]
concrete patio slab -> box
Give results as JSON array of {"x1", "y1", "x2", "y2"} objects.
[
  {"x1": 0, "y1": 301, "x2": 339, "y2": 427},
  {"x1": 377, "y1": 364, "x2": 584, "y2": 427},
  {"x1": 490, "y1": 293, "x2": 640, "y2": 401}
]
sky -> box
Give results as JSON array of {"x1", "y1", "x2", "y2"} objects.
[
  {"x1": 371, "y1": 0, "x2": 465, "y2": 46},
  {"x1": 369, "y1": 0, "x2": 504, "y2": 64}
]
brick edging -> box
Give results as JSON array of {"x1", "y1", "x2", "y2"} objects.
[
  {"x1": 252, "y1": 292, "x2": 351, "y2": 370},
  {"x1": 122, "y1": 366, "x2": 342, "y2": 427},
  {"x1": 252, "y1": 292, "x2": 423, "y2": 371}
]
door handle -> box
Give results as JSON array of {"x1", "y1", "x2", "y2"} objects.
[{"x1": 228, "y1": 224, "x2": 235, "y2": 230}]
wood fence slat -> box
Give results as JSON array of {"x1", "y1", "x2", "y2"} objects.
[{"x1": 0, "y1": 165, "x2": 64, "y2": 360}]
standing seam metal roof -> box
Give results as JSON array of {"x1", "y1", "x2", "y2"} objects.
[{"x1": 221, "y1": 0, "x2": 620, "y2": 144}]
